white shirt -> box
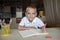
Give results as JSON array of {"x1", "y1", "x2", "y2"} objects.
[{"x1": 19, "y1": 17, "x2": 44, "y2": 28}]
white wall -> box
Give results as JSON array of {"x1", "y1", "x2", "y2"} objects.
[
  {"x1": 16, "y1": 8, "x2": 22, "y2": 18},
  {"x1": 16, "y1": 12, "x2": 22, "y2": 18}
]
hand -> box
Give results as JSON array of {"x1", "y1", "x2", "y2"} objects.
[
  {"x1": 41, "y1": 30, "x2": 46, "y2": 33},
  {"x1": 26, "y1": 26, "x2": 36, "y2": 30},
  {"x1": 41, "y1": 23, "x2": 47, "y2": 33}
]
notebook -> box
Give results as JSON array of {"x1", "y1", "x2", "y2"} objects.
[{"x1": 18, "y1": 29, "x2": 48, "y2": 38}]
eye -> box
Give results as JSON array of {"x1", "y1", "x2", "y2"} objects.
[
  {"x1": 27, "y1": 13, "x2": 30, "y2": 14},
  {"x1": 32, "y1": 13, "x2": 35, "y2": 15}
]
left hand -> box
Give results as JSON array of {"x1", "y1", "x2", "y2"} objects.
[{"x1": 41, "y1": 23, "x2": 47, "y2": 33}]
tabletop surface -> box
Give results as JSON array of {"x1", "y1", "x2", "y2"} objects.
[{"x1": 0, "y1": 28, "x2": 60, "y2": 40}]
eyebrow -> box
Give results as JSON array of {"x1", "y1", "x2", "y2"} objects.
[
  {"x1": 26, "y1": 8, "x2": 37, "y2": 12},
  {"x1": 27, "y1": 13, "x2": 36, "y2": 14}
]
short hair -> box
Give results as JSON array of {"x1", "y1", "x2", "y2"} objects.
[{"x1": 25, "y1": 5, "x2": 37, "y2": 12}]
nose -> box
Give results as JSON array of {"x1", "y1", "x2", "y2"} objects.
[{"x1": 30, "y1": 14, "x2": 33, "y2": 17}]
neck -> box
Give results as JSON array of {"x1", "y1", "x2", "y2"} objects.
[{"x1": 29, "y1": 20, "x2": 33, "y2": 22}]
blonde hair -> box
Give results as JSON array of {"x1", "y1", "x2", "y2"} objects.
[{"x1": 26, "y1": 5, "x2": 37, "y2": 12}]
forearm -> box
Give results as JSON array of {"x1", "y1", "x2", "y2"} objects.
[
  {"x1": 18, "y1": 26, "x2": 36, "y2": 30},
  {"x1": 18, "y1": 26, "x2": 28, "y2": 30},
  {"x1": 41, "y1": 26, "x2": 46, "y2": 32}
]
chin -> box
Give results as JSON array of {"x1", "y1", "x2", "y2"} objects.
[{"x1": 29, "y1": 19, "x2": 33, "y2": 21}]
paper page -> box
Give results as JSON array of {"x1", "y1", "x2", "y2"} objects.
[{"x1": 18, "y1": 29, "x2": 48, "y2": 38}]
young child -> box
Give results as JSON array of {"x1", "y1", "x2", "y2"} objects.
[{"x1": 18, "y1": 5, "x2": 46, "y2": 32}]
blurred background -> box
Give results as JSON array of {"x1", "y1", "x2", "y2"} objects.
[{"x1": 0, "y1": 0, "x2": 60, "y2": 29}]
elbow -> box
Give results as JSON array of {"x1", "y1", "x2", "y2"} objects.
[
  {"x1": 18, "y1": 26, "x2": 20, "y2": 30},
  {"x1": 18, "y1": 26, "x2": 24, "y2": 30},
  {"x1": 18, "y1": 25, "x2": 21, "y2": 30}
]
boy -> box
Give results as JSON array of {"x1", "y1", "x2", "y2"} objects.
[{"x1": 18, "y1": 5, "x2": 46, "y2": 32}]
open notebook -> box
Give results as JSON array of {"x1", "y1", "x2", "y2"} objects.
[{"x1": 18, "y1": 29, "x2": 48, "y2": 38}]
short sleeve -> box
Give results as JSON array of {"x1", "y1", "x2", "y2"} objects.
[
  {"x1": 37, "y1": 18, "x2": 44, "y2": 27},
  {"x1": 19, "y1": 18, "x2": 25, "y2": 26}
]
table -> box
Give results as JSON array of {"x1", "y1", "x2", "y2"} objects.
[{"x1": 0, "y1": 28, "x2": 60, "y2": 40}]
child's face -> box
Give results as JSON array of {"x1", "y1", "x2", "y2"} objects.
[{"x1": 25, "y1": 8, "x2": 37, "y2": 22}]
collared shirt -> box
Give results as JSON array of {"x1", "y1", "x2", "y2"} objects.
[{"x1": 19, "y1": 17, "x2": 44, "y2": 28}]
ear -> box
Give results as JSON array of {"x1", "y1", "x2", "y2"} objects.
[
  {"x1": 35, "y1": 13, "x2": 37, "y2": 17},
  {"x1": 25, "y1": 12, "x2": 27, "y2": 16}
]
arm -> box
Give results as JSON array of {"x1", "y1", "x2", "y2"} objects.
[
  {"x1": 41, "y1": 23, "x2": 47, "y2": 32},
  {"x1": 18, "y1": 25, "x2": 36, "y2": 30},
  {"x1": 41, "y1": 26, "x2": 46, "y2": 33}
]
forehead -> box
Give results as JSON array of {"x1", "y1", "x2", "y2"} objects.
[{"x1": 26, "y1": 7, "x2": 37, "y2": 13}]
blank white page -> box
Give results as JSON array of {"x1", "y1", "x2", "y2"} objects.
[{"x1": 18, "y1": 29, "x2": 48, "y2": 38}]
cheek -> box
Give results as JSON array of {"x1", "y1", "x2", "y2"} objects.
[
  {"x1": 32, "y1": 14, "x2": 36, "y2": 18},
  {"x1": 27, "y1": 15, "x2": 30, "y2": 17},
  {"x1": 26, "y1": 14, "x2": 30, "y2": 18},
  {"x1": 32, "y1": 15, "x2": 35, "y2": 17}
]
